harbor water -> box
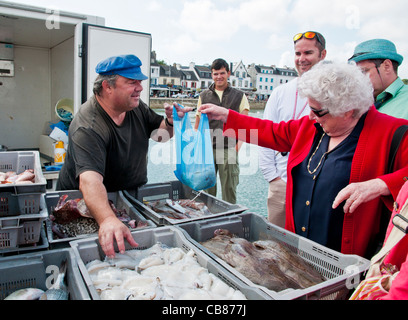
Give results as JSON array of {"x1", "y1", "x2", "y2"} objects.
[{"x1": 147, "y1": 110, "x2": 269, "y2": 218}]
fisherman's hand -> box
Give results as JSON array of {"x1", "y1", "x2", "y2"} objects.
[
  {"x1": 98, "y1": 215, "x2": 139, "y2": 258},
  {"x1": 164, "y1": 102, "x2": 194, "y2": 120},
  {"x1": 163, "y1": 103, "x2": 174, "y2": 119},
  {"x1": 199, "y1": 103, "x2": 229, "y2": 123},
  {"x1": 332, "y1": 178, "x2": 391, "y2": 214},
  {"x1": 173, "y1": 102, "x2": 195, "y2": 118}
]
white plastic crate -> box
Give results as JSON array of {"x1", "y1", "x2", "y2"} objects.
[
  {"x1": 176, "y1": 212, "x2": 371, "y2": 300},
  {"x1": 0, "y1": 248, "x2": 90, "y2": 300},
  {"x1": 44, "y1": 190, "x2": 156, "y2": 248},
  {"x1": 0, "y1": 151, "x2": 46, "y2": 194},
  {"x1": 124, "y1": 180, "x2": 247, "y2": 225},
  {"x1": 70, "y1": 226, "x2": 270, "y2": 300}
]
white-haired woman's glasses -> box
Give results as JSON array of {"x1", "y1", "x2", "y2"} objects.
[{"x1": 310, "y1": 106, "x2": 330, "y2": 118}]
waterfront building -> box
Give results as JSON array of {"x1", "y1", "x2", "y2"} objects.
[
  {"x1": 248, "y1": 64, "x2": 297, "y2": 100},
  {"x1": 229, "y1": 61, "x2": 253, "y2": 94},
  {"x1": 150, "y1": 52, "x2": 297, "y2": 99}
]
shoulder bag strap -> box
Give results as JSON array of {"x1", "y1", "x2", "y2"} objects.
[
  {"x1": 388, "y1": 125, "x2": 408, "y2": 173},
  {"x1": 367, "y1": 125, "x2": 408, "y2": 268},
  {"x1": 369, "y1": 198, "x2": 408, "y2": 273}
]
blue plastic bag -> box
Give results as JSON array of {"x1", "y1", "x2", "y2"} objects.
[{"x1": 173, "y1": 105, "x2": 216, "y2": 191}]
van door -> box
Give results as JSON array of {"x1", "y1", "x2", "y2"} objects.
[{"x1": 74, "y1": 23, "x2": 151, "y2": 112}]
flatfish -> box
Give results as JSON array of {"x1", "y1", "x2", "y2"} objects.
[
  {"x1": 201, "y1": 229, "x2": 324, "y2": 292},
  {"x1": 254, "y1": 240, "x2": 325, "y2": 288}
]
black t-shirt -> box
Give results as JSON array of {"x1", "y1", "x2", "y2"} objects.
[{"x1": 56, "y1": 96, "x2": 163, "y2": 192}]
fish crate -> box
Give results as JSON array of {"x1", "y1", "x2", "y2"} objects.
[
  {"x1": 0, "y1": 151, "x2": 46, "y2": 194},
  {"x1": 70, "y1": 226, "x2": 271, "y2": 300},
  {"x1": 0, "y1": 224, "x2": 48, "y2": 256},
  {"x1": 124, "y1": 180, "x2": 248, "y2": 226},
  {"x1": 44, "y1": 190, "x2": 156, "y2": 248},
  {"x1": 0, "y1": 195, "x2": 48, "y2": 253},
  {"x1": 0, "y1": 248, "x2": 90, "y2": 300},
  {"x1": 176, "y1": 212, "x2": 371, "y2": 300}
]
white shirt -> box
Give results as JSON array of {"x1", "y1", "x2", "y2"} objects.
[{"x1": 259, "y1": 78, "x2": 310, "y2": 182}]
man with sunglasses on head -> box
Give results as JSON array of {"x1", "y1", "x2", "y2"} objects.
[
  {"x1": 259, "y1": 31, "x2": 326, "y2": 227},
  {"x1": 349, "y1": 39, "x2": 408, "y2": 119}
]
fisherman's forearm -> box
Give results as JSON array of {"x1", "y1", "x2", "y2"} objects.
[{"x1": 79, "y1": 171, "x2": 116, "y2": 224}]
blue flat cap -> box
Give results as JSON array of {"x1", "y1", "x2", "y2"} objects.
[
  {"x1": 95, "y1": 54, "x2": 148, "y2": 80},
  {"x1": 349, "y1": 39, "x2": 403, "y2": 65}
]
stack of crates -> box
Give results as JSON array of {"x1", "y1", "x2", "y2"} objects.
[
  {"x1": 0, "y1": 151, "x2": 48, "y2": 254},
  {"x1": 0, "y1": 248, "x2": 90, "y2": 300}
]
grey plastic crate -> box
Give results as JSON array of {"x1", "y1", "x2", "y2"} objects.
[
  {"x1": 0, "y1": 225, "x2": 49, "y2": 256},
  {"x1": 0, "y1": 195, "x2": 48, "y2": 252},
  {"x1": 0, "y1": 151, "x2": 46, "y2": 194},
  {"x1": 70, "y1": 226, "x2": 270, "y2": 300},
  {"x1": 0, "y1": 192, "x2": 43, "y2": 217},
  {"x1": 44, "y1": 190, "x2": 156, "y2": 248},
  {"x1": 124, "y1": 180, "x2": 247, "y2": 225},
  {"x1": 0, "y1": 248, "x2": 90, "y2": 300},
  {"x1": 176, "y1": 212, "x2": 371, "y2": 300}
]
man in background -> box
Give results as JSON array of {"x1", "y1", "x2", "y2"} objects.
[
  {"x1": 349, "y1": 39, "x2": 408, "y2": 119},
  {"x1": 195, "y1": 58, "x2": 250, "y2": 204}
]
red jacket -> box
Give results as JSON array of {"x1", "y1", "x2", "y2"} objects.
[
  {"x1": 380, "y1": 181, "x2": 408, "y2": 300},
  {"x1": 224, "y1": 107, "x2": 408, "y2": 257}
]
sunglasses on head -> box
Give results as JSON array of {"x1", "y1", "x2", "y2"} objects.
[
  {"x1": 310, "y1": 106, "x2": 330, "y2": 118},
  {"x1": 293, "y1": 31, "x2": 325, "y2": 48}
]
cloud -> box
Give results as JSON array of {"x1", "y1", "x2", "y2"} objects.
[
  {"x1": 267, "y1": 33, "x2": 290, "y2": 52},
  {"x1": 162, "y1": 34, "x2": 203, "y2": 56},
  {"x1": 279, "y1": 51, "x2": 293, "y2": 68},
  {"x1": 6, "y1": 0, "x2": 408, "y2": 77},
  {"x1": 237, "y1": 0, "x2": 289, "y2": 31},
  {"x1": 147, "y1": 1, "x2": 162, "y2": 12},
  {"x1": 326, "y1": 41, "x2": 357, "y2": 63},
  {"x1": 179, "y1": 0, "x2": 240, "y2": 42},
  {"x1": 178, "y1": 0, "x2": 289, "y2": 42}
]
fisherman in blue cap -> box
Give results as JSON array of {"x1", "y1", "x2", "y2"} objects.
[
  {"x1": 56, "y1": 54, "x2": 191, "y2": 257},
  {"x1": 349, "y1": 39, "x2": 408, "y2": 119}
]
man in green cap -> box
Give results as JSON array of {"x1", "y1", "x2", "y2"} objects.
[{"x1": 349, "y1": 39, "x2": 408, "y2": 119}]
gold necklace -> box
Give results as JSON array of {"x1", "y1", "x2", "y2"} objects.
[{"x1": 307, "y1": 133, "x2": 329, "y2": 175}]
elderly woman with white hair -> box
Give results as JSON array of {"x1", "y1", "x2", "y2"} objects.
[{"x1": 198, "y1": 61, "x2": 408, "y2": 258}]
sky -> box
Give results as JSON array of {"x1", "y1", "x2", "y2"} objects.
[{"x1": 3, "y1": 0, "x2": 408, "y2": 78}]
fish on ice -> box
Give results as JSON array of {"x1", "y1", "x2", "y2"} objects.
[
  {"x1": 85, "y1": 243, "x2": 247, "y2": 300},
  {"x1": 4, "y1": 288, "x2": 45, "y2": 300}
]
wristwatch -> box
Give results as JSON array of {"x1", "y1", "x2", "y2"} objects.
[{"x1": 165, "y1": 117, "x2": 173, "y2": 127}]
